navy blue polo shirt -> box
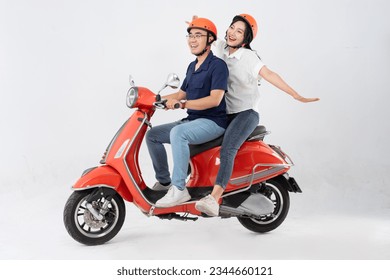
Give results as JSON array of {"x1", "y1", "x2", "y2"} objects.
[{"x1": 180, "y1": 51, "x2": 229, "y2": 128}]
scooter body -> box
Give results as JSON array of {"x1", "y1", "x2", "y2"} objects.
[{"x1": 64, "y1": 74, "x2": 302, "y2": 245}]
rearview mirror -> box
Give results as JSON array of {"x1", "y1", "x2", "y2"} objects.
[
  {"x1": 158, "y1": 73, "x2": 180, "y2": 94},
  {"x1": 165, "y1": 73, "x2": 180, "y2": 89}
]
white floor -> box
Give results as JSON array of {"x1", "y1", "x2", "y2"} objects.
[{"x1": 1, "y1": 186, "x2": 389, "y2": 260}]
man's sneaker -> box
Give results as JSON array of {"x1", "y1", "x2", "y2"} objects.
[
  {"x1": 155, "y1": 186, "x2": 191, "y2": 207},
  {"x1": 195, "y1": 195, "x2": 219, "y2": 217},
  {"x1": 151, "y1": 182, "x2": 171, "y2": 191}
]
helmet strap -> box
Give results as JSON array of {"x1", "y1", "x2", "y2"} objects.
[
  {"x1": 226, "y1": 43, "x2": 243, "y2": 49},
  {"x1": 195, "y1": 48, "x2": 208, "y2": 56}
]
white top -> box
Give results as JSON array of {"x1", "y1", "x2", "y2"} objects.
[{"x1": 213, "y1": 39, "x2": 265, "y2": 114}]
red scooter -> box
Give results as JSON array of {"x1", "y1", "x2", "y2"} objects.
[{"x1": 63, "y1": 74, "x2": 302, "y2": 245}]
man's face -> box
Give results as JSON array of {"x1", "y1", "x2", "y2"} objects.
[{"x1": 187, "y1": 28, "x2": 209, "y2": 55}]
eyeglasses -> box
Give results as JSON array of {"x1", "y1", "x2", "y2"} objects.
[{"x1": 186, "y1": 34, "x2": 208, "y2": 40}]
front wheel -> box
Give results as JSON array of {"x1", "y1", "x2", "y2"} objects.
[
  {"x1": 237, "y1": 176, "x2": 290, "y2": 233},
  {"x1": 63, "y1": 188, "x2": 126, "y2": 245}
]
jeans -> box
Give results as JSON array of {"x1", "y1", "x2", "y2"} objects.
[
  {"x1": 146, "y1": 118, "x2": 225, "y2": 190},
  {"x1": 215, "y1": 109, "x2": 259, "y2": 189}
]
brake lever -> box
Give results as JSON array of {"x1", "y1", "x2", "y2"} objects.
[{"x1": 153, "y1": 99, "x2": 167, "y2": 109}]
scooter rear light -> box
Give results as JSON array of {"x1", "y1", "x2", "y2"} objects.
[{"x1": 270, "y1": 145, "x2": 294, "y2": 165}]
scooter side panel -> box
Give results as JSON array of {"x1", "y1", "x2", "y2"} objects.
[
  {"x1": 226, "y1": 141, "x2": 290, "y2": 190},
  {"x1": 72, "y1": 165, "x2": 133, "y2": 202},
  {"x1": 187, "y1": 141, "x2": 290, "y2": 191}
]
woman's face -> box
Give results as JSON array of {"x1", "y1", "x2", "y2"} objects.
[{"x1": 226, "y1": 20, "x2": 246, "y2": 47}]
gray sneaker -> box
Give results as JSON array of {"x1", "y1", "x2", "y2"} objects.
[
  {"x1": 151, "y1": 182, "x2": 171, "y2": 191},
  {"x1": 195, "y1": 195, "x2": 219, "y2": 217}
]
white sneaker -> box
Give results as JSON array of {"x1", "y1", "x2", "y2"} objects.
[
  {"x1": 155, "y1": 186, "x2": 191, "y2": 207},
  {"x1": 195, "y1": 194, "x2": 219, "y2": 217},
  {"x1": 151, "y1": 182, "x2": 171, "y2": 191}
]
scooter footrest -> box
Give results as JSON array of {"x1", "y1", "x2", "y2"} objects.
[{"x1": 157, "y1": 213, "x2": 198, "y2": 221}]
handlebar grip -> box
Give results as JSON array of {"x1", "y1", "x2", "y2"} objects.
[{"x1": 174, "y1": 103, "x2": 180, "y2": 109}]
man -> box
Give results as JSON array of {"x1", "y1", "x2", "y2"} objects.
[{"x1": 146, "y1": 17, "x2": 229, "y2": 207}]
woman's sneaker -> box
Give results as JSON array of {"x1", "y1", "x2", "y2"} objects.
[{"x1": 195, "y1": 195, "x2": 219, "y2": 217}]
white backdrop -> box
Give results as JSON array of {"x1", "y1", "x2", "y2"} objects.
[{"x1": 1, "y1": 0, "x2": 389, "y2": 261}]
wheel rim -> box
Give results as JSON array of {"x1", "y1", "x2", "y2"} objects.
[
  {"x1": 250, "y1": 182, "x2": 284, "y2": 225},
  {"x1": 74, "y1": 195, "x2": 120, "y2": 238}
]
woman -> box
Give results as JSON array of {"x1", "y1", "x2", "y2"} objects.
[{"x1": 194, "y1": 14, "x2": 320, "y2": 216}]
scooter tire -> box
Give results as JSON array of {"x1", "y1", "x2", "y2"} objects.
[
  {"x1": 63, "y1": 189, "x2": 126, "y2": 246},
  {"x1": 237, "y1": 176, "x2": 290, "y2": 233}
]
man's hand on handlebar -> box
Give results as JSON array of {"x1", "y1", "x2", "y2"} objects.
[
  {"x1": 154, "y1": 99, "x2": 182, "y2": 110},
  {"x1": 166, "y1": 98, "x2": 181, "y2": 109}
]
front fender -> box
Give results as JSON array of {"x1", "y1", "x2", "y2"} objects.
[{"x1": 72, "y1": 165, "x2": 133, "y2": 202}]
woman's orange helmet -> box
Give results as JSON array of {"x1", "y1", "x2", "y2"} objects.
[
  {"x1": 235, "y1": 13, "x2": 258, "y2": 40},
  {"x1": 187, "y1": 17, "x2": 217, "y2": 41}
]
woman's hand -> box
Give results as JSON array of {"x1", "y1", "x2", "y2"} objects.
[
  {"x1": 293, "y1": 95, "x2": 320, "y2": 103},
  {"x1": 260, "y1": 66, "x2": 320, "y2": 103},
  {"x1": 185, "y1": 15, "x2": 198, "y2": 24}
]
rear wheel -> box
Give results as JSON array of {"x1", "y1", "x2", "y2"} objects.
[
  {"x1": 237, "y1": 176, "x2": 290, "y2": 233},
  {"x1": 63, "y1": 188, "x2": 125, "y2": 245}
]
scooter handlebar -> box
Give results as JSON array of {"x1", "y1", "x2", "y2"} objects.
[{"x1": 153, "y1": 99, "x2": 181, "y2": 109}]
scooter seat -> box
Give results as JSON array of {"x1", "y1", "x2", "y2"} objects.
[{"x1": 189, "y1": 125, "x2": 267, "y2": 157}]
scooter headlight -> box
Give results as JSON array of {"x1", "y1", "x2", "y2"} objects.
[{"x1": 126, "y1": 87, "x2": 138, "y2": 108}]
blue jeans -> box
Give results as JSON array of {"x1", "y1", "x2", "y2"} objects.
[
  {"x1": 215, "y1": 109, "x2": 259, "y2": 189},
  {"x1": 146, "y1": 118, "x2": 225, "y2": 190}
]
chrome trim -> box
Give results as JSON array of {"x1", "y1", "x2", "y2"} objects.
[
  {"x1": 230, "y1": 164, "x2": 289, "y2": 186},
  {"x1": 221, "y1": 164, "x2": 287, "y2": 198},
  {"x1": 122, "y1": 112, "x2": 155, "y2": 206},
  {"x1": 71, "y1": 184, "x2": 116, "y2": 191}
]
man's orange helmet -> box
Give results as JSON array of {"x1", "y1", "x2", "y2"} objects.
[{"x1": 187, "y1": 17, "x2": 217, "y2": 41}]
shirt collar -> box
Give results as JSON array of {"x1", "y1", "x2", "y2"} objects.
[
  {"x1": 194, "y1": 50, "x2": 214, "y2": 72},
  {"x1": 223, "y1": 46, "x2": 244, "y2": 59}
]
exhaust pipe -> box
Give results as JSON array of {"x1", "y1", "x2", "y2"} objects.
[{"x1": 219, "y1": 193, "x2": 275, "y2": 218}]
